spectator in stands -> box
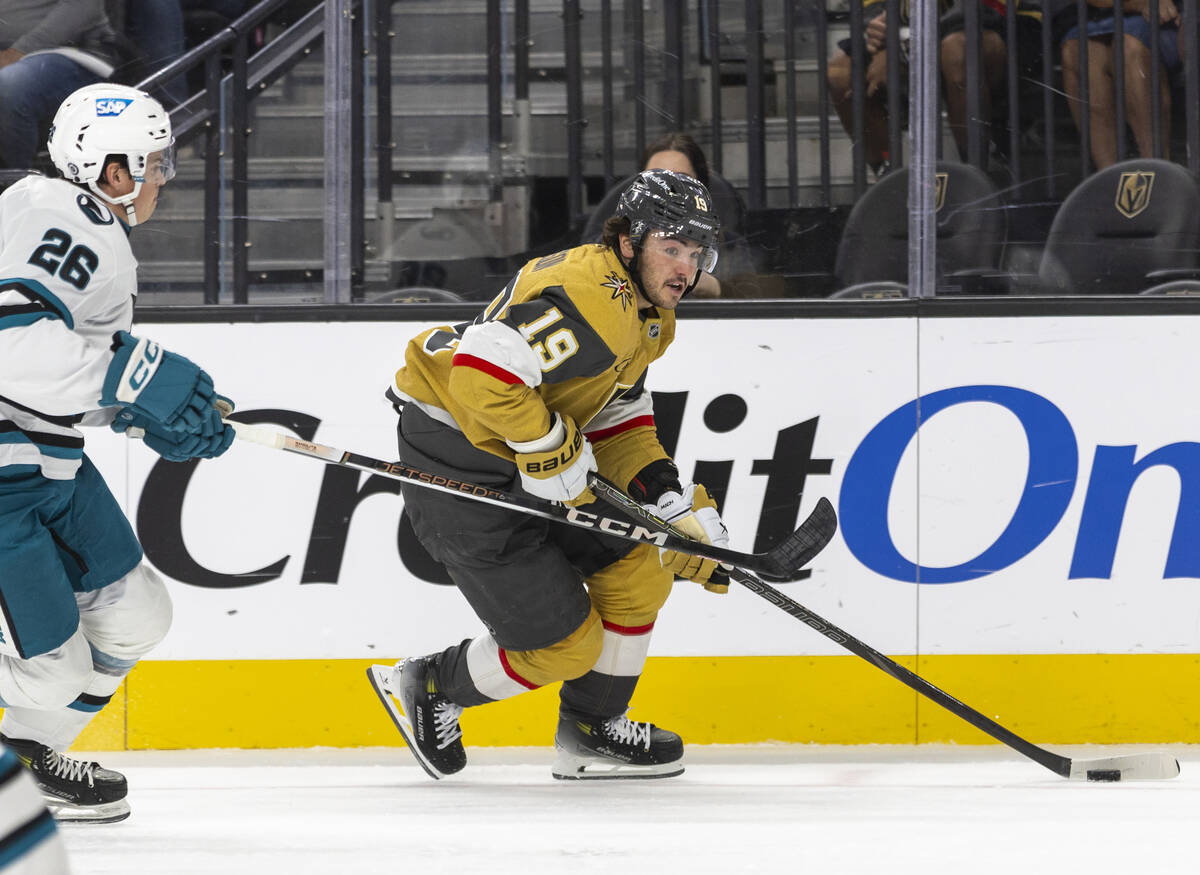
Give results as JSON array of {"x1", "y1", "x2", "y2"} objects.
[
  {"x1": 1060, "y1": 0, "x2": 1183, "y2": 169},
  {"x1": 0, "y1": 0, "x2": 120, "y2": 170},
  {"x1": 827, "y1": 0, "x2": 1045, "y2": 173},
  {"x1": 125, "y1": 0, "x2": 188, "y2": 107},
  {"x1": 124, "y1": 0, "x2": 247, "y2": 108},
  {"x1": 583, "y1": 132, "x2": 755, "y2": 298}
]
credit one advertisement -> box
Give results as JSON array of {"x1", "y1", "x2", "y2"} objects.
[{"x1": 85, "y1": 317, "x2": 1200, "y2": 661}]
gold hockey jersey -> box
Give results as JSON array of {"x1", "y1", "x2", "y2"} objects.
[{"x1": 392, "y1": 243, "x2": 676, "y2": 491}]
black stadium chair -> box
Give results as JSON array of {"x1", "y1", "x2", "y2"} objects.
[
  {"x1": 1035, "y1": 159, "x2": 1200, "y2": 295},
  {"x1": 831, "y1": 162, "x2": 1008, "y2": 298}
]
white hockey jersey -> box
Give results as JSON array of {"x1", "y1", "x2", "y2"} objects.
[{"x1": 0, "y1": 175, "x2": 139, "y2": 480}]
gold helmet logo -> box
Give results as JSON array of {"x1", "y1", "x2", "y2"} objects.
[
  {"x1": 935, "y1": 172, "x2": 948, "y2": 212},
  {"x1": 694, "y1": 194, "x2": 709, "y2": 212},
  {"x1": 1115, "y1": 171, "x2": 1155, "y2": 218}
]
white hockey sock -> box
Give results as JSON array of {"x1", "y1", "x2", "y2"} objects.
[
  {"x1": 464, "y1": 634, "x2": 539, "y2": 701},
  {"x1": 1, "y1": 669, "x2": 124, "y2": 752}
]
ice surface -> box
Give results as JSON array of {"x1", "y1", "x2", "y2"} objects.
[{"x1": 60, "y1": 745, "x2": 1198, "y2": 875}]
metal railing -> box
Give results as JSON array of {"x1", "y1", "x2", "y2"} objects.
[
  {"x1": 128, "y1": 0, "x2": 1200, "y2": 302},
  {"x1": 137, "y1": 0, "x2": 366, "y2": 304}
]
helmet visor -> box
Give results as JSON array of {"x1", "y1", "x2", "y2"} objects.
[
  {"x1": 641, "y1": 228, "x2": 719, "y2": 275},
  {"x1": 144, "y1": 142, "x2": 176, "y2": 185}
]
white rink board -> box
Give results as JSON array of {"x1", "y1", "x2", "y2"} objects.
[{"x1": 84, "y1": 316, "x2": 1200, "y2": 660}]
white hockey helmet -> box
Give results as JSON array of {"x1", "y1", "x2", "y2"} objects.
[{"x1": 47, "y1": 83, "x2": 175, "y2": 226}]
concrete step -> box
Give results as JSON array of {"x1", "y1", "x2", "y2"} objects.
[
  {"x1": 261, "y1": 51, "x2": 615, "y2": 108},
  {"x1": 387, "y1": 0, "x2": 620, "y2": 58},
  {"x1": 245, "y1": 102, "x2": 580, "y2": 160}
]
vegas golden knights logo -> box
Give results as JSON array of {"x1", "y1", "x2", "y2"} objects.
[
  {"x1": 1115, "y1": 171, "x2": 1154, "y2": 219},
  {"x1": 934, "y1": 172, "x2": 948, "y2": 212}
]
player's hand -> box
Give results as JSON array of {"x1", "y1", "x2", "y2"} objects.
[
  {"x1": 508, "y1": 412, "x2": 597, "y2": 505},
  {"x1": 111, "y1": 408, "x2": 235, "y2": 462},
  {"x1": 101, "y1": 331, "x2": 227, "y2": 435},
  {"x1": 644, "y1": 483, "x2": 731, "y2": 593}
]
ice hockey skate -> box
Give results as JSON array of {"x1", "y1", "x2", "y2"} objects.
[
  {"x1": 366, "y1": 658, "x2": 466, "y2": 779},
  {"x1": 552, "y1": 711, "x2": 684, "y2": 780},
  {"x1": 1, "y1": 734, "x2": 130, "y2": 823}
]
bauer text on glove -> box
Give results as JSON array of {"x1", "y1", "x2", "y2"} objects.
[{"x1": 507, "y1": 411, "x2": 597, "y2": 505}]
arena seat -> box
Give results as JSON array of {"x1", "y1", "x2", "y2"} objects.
[
  {"x1": 1035, "y1": 159, "x2": 1200, "y2": 295},
  {"x1": 831, "y1": 161, "x2": 1008, "y2": 298}
]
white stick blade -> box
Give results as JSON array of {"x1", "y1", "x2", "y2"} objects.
[
  {"x1": 226, "y1": 420, "x2": 287, "y2": 449},
  {"x1": 1068, "y1": 752, "x2": 1180, "y2": 782}
]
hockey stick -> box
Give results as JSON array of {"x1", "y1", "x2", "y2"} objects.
[
  {"x1": 589, "y1": 480, "x2": 1180, "y2": 783},
  {"x1": 225, "y1": 420, "x2": 837, "y2": 582}
]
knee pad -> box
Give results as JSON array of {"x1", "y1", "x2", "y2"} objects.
[
  {"x1": 502, "y1": 608, "x2": 604, "y2": 687},
  {"x1": 0, "y1": 631, "x2": 93, "y2": 710},
  {"x1": 78, "y1": 563, "x2": 173, "y2": 666}
]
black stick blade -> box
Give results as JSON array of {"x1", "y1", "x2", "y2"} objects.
[
  {"x1": 758, "y1": 497, "x2": 838, "y2": 582},
  {"x1": 1069, "y1": 753, "x2": 1180, "y2": 781}
]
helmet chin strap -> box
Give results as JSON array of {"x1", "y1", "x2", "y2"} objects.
[
  {"x1": 88, "y1": 180, "x2": 143, "y2": 227},
  {"x1": 619, "y1": 246, "x2": 649, "y2": 302}
]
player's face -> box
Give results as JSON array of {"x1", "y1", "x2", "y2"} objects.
[
  {"x1": 130, "y1": 179, "x2": 161, "y2": 223},
  {"x1": 96, "y1": 149, "x2": 171, "y2": 224},
  {"x1": 131, "y1": 149, "x2": 173, "y2": 223},
  {"x1": 628, "y1": 231, "x2": 708, "y2": 310}
]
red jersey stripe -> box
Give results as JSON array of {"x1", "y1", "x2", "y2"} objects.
[
  {"x1": 498, "y1": 648, "x2": 541, "y2": 690},
  {"x1": 586, "y1": 415, "x2": 656, "y2": 443},
  {"x1": 452, "y1": 353, "x2": 523, "y2": 385},
  {"x1": 602, "y1": 619, "x2": 656, "y2": 636}
]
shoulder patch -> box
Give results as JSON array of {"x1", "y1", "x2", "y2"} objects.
[
  {"x1": 600, "y1": 271, "x2": 635, "y2": 311},
  {"x1": 77, "y1": 194, "x2": 114, "y2": 226}
]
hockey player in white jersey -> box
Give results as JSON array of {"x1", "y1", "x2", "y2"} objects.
[
  {"x1": 0, "y1": 741, "x2": 71, "y2": 873},
  {"x1": 0, "y1": 84, "x2": 236, "y2": 824}
]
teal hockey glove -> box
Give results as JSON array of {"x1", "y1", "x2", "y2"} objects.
[
  {"x1": 100, "y1": 331, "x2": 225, "y2": 435},
  {"x1": 112, "y1": 404, "x2": 236, "y2": 462}
]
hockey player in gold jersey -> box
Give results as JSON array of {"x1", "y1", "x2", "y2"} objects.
[{"x1": 368, "y1": 169, "x2": 729, "y2": 780}]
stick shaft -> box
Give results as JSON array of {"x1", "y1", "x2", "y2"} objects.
[
  {"x1": 229, "y1": 420, "x2": 807, "y2": 578},
  {"x1": 589, "y1": 480, "x2": 1075, "y2": 780},
  {"x1": 732, "y1": 574, "x2": 1073, "y2": 777}
]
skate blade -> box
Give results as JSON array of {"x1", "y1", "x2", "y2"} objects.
[
  {"x1": 365, "y1": 664, "x2": 446, "y2": 781},
  {"x1": 45, "y1": 797, "x2": 131, "y2": 825},
  {"x1": 551, "y1": 751, "x2": 684, "y2": 781}
]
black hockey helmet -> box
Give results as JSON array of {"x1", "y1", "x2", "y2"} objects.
[{"x1": 614, "y1": 168, "x2": 721, "y2": 273}]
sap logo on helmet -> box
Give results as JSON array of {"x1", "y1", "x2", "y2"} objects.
[{"x1": 95, "y1": 98, "x2": 133, "y2": 117}]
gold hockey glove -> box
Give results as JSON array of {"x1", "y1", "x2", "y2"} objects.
[
  {"x1": 645, "y1": 483, "x2": 731, "y2": 593},
  {"x1": 507, "y1": 412, "x2": 598, "y2": 506}
]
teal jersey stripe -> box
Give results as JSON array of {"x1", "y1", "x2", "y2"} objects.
[
  {"x1": 0, "y1": 310, "x2": 58, "y2": 331},
  {"x1": 0, "y1": 277, "x2": 74, "y2": 329},
  {"x1": 0, "y1": 433, "x2": 84, "y2": 459},
  {"x1": 0, "y1": 748, "x2": 19, "y2": 774},
  {"x1": 0, "y1": 811, "x2": 59, "y2": 869}
]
